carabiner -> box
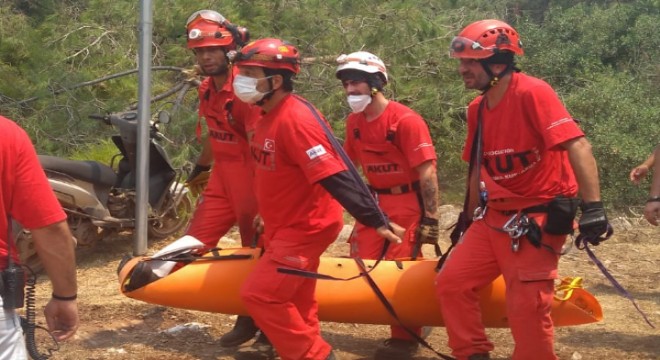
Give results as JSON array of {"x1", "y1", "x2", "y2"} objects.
[
  {"x1": 503, "y1": 213, "x2": 529, "y2": 239},
  {"x1": 502, "y1": 213, "x2": 520, "y2": 233},
  {"x1": 473, "y1": 206, "x2": 487, "y2": 221},
  {"x1": 511, "y1": 238, "x2": 520, "y2": 252}
]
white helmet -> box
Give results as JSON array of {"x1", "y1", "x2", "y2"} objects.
[{"x1": 335, "y1": 51, "x2": 388, "y2": 83}]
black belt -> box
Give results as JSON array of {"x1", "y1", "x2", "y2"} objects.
[
  {"x1": 370, "y1": 181, "x2": 421, "y2": 195},
  {"x1": 496, "y1": 204, "x2": 548, "y2": 216}
]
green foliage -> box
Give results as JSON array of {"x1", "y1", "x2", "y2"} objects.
[
  {"x1": 565, "y1": 70, "x2": 660, "y2": 206},
  {"x1": 0, "y1": 0, "x2": 658, "y2": 209},
  {"x1": 69, "y1": 138, "x2": 117, "y2": 163}
]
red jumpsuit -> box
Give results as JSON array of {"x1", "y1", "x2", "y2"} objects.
[
  {"x1": 240, "y1": 94, "x2": 346, "y2": 360},
  {"x1": 185, "y1": 70, "x2": 262, "y2": 249},
  {"x1": 435, "y1": 72, "x2": 585, "y2": 360},
  {"x1": 343, "y1": 101, "x2": 437, "y2": 340}
]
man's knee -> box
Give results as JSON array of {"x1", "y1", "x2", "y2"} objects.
[
  {"x1": 240, "y1": 281, "x2": 262, "y2": 309},
  {"x1": 435, "y1": 266, "x2": 468, "y2": 298}
]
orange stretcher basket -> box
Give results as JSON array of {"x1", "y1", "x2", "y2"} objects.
[{"x1": 118, "y1": 247, "x2": 602, "y2": 328}]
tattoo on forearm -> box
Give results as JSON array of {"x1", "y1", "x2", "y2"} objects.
[{"x1": 422, "y1": 177, "x2": 438, "y2": 215}]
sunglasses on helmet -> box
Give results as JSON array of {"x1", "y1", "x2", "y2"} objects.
[
  {"x1": 186, "y1": 10, "x2": 226, "y2": 27},
  {"x1": 449, "y1": 36, "x2": 495, "y2": 58}
]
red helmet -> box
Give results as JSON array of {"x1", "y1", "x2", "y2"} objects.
[
  {"x1": 186, "y1": 10, "x2": 248, "y2": 50},
  {"x1": 450, "y1": 19, "x2": 523, "y2": 59},
  {"x1": 233, "y1": 38, "x2": 300, "y2": 74}
]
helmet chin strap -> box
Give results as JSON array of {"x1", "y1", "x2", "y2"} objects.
[
  {"x1": 478, "y1": 61, "x2": 514, "y2": 93},
  {"x1": 256, "y1": 77, "x2": 275, "y2": 106}
]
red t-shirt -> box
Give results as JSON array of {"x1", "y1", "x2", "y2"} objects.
[
  {"x1": 0, "y1": 116, "x2": 66, "y2": 267},
  {"x1": 198, "y1": 68, "x2": 261, "y2": 161},
  {"x1": 250, "y1": 94, "x2": 345, "y2": 247},
  {"x1": 462, "y1": 72, "x2": 583, "y2": 200},
  {"x1": 344, "y1": 100, "x2": 437, "y2": 173}
]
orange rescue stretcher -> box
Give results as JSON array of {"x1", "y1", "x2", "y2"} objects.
[{"x1": 118, "y1": 247, "x2": 602, "y2": 328}]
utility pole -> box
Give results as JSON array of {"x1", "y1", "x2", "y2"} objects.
[{"x1": 134, "y1": 0, "x2": 153, "y2": 255}]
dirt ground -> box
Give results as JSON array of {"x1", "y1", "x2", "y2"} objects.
[{"x1": 24, "y1": 206, "x2": 659, "y2": 360}]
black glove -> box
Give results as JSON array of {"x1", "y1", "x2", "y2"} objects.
[
  {"x1": 415, "y1": 216, "x2": 440, "y2": 245},
  {"x1": 578, "y1": 201, "x2": 611, "y2": 245},
  {"x1": 186, "y1": 164, "x2": 211, "y2": 183}
]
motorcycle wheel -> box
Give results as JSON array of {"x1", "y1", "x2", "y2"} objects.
[
  {"x1": 147, "y1": 192, "x2": 193, "y2": 239},
  {"x1": 69, "y1": 215, "x2": 102, "y2": 246}
]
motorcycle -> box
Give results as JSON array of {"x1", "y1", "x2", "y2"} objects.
[{"x1": 14, "y1": 110, "x2": 194, "y2": 271}]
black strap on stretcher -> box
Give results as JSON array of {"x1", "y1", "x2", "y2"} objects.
[
  {"x1": 353, "y1": 257, "x2": 455, "y2": 360},
  {"x1": 143, "y1": 246, "x2": 256, "y2": 263},
  {"x1": 161, "y1": 251, "x2": 254, "y2": 263},
  {"x1": 277, "y1": 251, "x2": 455, "y2": 360}
]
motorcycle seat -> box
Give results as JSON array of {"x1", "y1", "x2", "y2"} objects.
[{"x1": 38, "y1": 155, "x2": 117, "y2": 188}]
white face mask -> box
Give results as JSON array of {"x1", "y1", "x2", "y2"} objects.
[
  {"x1": 233, "y1": 75, "x2": 270, "y2": 104},
  {"x1": 346, "y1": 94, "x2": 372, "y2": 113}
]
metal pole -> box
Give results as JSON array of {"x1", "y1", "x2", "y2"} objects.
[{"x1": 134, "y1": 0, "x2": 153, "y2": 255}]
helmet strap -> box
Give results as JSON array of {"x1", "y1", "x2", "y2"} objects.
[
  {"x1": 225, "y1": 23, "x2": 248, "y2": 47},
  {"x1": 256, "y1": 77, "x2": 275, "y2": 106},
  {"x1": 367, "y1": 74, "x2": 385, "y2": 92},
  {"x1": 478, "y1": 61, "x2": 514, "y2": 93}
]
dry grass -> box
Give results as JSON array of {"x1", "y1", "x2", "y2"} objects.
[{"x1": 24, "y1": 211, "x2": 660, "y2": 360}]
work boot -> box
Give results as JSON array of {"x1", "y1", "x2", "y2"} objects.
[
  {"x1": 219, "y1": 315, "x2": 259, "y2": 347},
  {"x1": 373, "y1": 338, "x2": 419, "y2": 360},
  {"x1": 234, "y1": 332, "x2": 276, "y2": 360},
  {"x1": 467, "y1": 353, "x2": 490, "y2": 360}
]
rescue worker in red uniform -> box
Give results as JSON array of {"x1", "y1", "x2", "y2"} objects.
[
  {"x1": 435, "y1": 20, "x2": 611, "y2": 360},
  {"x1": 183, "y1": 10, "x2": 262, "y2": 347},
  {"x1": 232, "y1": 38, "x2": 404, "y2": 360},
  {"x1": 335, "y1": 51, "x2": 440, "y2": 360},
  {"x1": 642, "y1": 145, "x2": 660, "y2": 225},
  {"x1": 0, "y1": 115, "x2": 79, "y2": 358}
]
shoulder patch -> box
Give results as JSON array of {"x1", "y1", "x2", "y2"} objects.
[{"x1": 306, "y1": 144, "x2": 327, "y2": 160}]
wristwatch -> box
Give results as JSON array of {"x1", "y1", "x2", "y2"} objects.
[{"x1": 647, "y1": 195, "x2": 660, "y2": 203}]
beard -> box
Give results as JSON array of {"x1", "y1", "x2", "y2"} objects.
[{"x1": 202, "y1": 65, "x2": 229, "y2": 77}]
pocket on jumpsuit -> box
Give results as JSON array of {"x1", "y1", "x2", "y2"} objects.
[
  {"x1": 268, "y1": 251, "x2": 313, "y2": 300},
  {"x1": 518, "y1": 269, "x2": 557, "y2": 282},
  {"x1": 515, "y1": 267, "x2": 558, "y2": 316}
]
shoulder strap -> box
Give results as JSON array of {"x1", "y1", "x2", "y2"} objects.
[
  {"x1": 292, "y1": 95, "x2": 392, "y2": 262},
  {"x1": 436, "y1": 99, "x2": 486, "y2": 271},
  {"x1": 469, "y1": 98, "x2": 487, "y2": 210},
  {"x1": 454, "y1": 98, "x2": 487, "y2": 218},
  {"x1": 385, "y1": 111, "x2": 417, "y2": 143}
]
